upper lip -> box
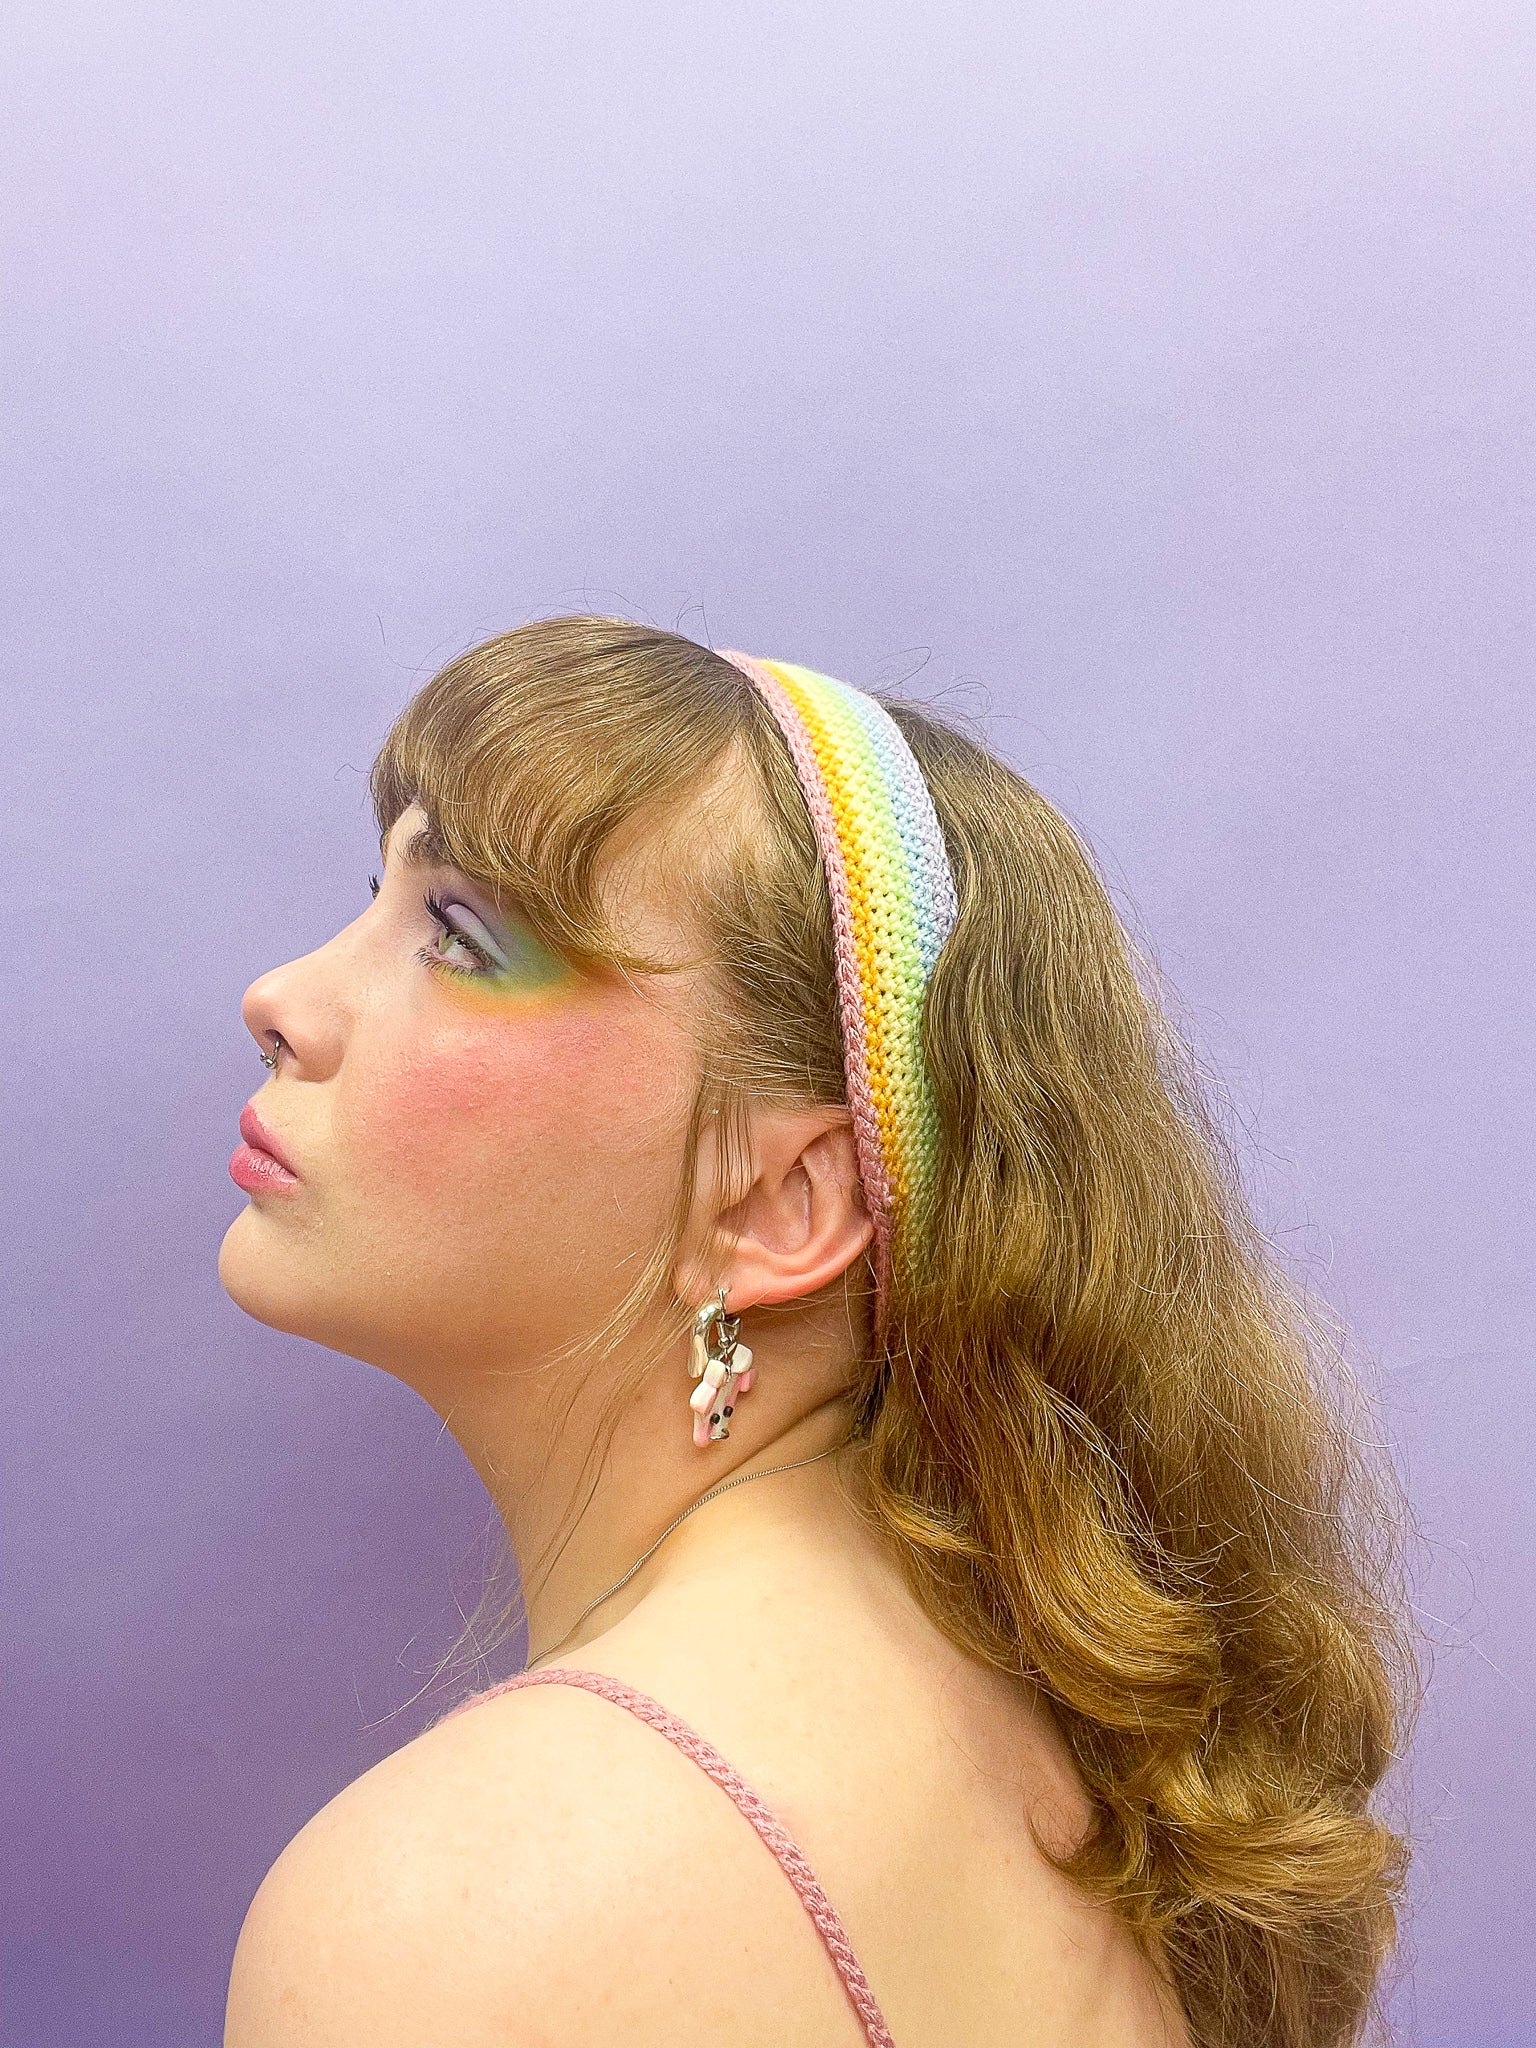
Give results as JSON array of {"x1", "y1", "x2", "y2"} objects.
[{"x1": 240, "y1": 1101, "x2": 300, "y2": 1176}]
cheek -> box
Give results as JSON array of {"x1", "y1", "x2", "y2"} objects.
[{"x1": 339, "y1": 999, "x2": 691, "y2": 1232}]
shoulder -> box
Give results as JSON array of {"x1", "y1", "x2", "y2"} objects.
[{"x1": 224, "y1": 1677, "x2": 748, "y2": 2048}]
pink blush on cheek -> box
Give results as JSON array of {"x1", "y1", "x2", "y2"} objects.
[{"x1": 345, "y1": 1001, "x2": 691, "y2": 1201}]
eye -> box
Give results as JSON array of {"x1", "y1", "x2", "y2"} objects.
[
  {"x1": 420, "y1": 891, "x2": 499, "y2": 978},
  {"x1": 409, "y1": 882, "x2": 570, "y2": 992},
  {"x1": 369, "y1": 873, "x2": 381, "y2": 899}
]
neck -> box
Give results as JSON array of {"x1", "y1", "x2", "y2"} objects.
[
  {"x1": 419, "y1": 1334, "x2": 863, "y2": 1668},
  {"x1": 525, "y1": 1429, "x2": 854, "y2": 1670}
]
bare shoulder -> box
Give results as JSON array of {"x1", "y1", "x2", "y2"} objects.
[{"x1": 225, "y1": 1678, "x2": 809, "y2": 2048}]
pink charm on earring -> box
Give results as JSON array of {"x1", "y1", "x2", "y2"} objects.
[{"x1": 687, "y1": 1289, "x2": 754, "y2": 1444}]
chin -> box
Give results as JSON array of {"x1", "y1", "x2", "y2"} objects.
[
  {"x1": 219, "y1": 1205, "x2": 318, "y2": 1338},
  {"x1": 217, "y1": 1206, "x2": 429, "y2": 1383},
  {"x1": 217, "y1": 1203, "x2": 365, "y2": 1349}
]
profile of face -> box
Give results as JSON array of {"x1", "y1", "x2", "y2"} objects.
[{"x1": 218, "y1": 803, "x2": 712, "y2": 1405}]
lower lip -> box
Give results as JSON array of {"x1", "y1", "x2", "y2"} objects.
[{"x1": 230, "y1": 1143, "x2": 300, "y2": 1194}]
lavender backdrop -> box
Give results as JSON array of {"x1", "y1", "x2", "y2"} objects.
[{"x1": 3, "y1": 4, "x2": 1530, "y2": 2043}]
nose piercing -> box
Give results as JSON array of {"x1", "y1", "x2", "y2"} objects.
[{"x1": 258, "y1": 1034, "x2": 281, "y2": 1070}]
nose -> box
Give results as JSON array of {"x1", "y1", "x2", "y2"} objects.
[{"x1": 241, "y1": 929, "x2": 354, "y2": 1081}]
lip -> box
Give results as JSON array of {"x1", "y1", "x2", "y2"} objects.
[{"x1": 231, "y1": 1100, "x2": 301, "y2": 1194}]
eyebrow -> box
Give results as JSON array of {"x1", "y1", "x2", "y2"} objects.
[{"x1": 383, "y1": 818, "x2": 458, "y2": 867}]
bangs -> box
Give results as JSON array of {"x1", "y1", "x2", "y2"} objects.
[{"x1": 369, "y1": 617, "x2": 753, "y2": 975}]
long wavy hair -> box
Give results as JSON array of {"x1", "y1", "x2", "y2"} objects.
[{"x1": 372, "y1": 615, "x2": 1415, "y2": 2048}]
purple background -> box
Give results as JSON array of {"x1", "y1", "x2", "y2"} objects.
[{"x1": 3, "y1": 4, "x2": 1531, "y2": 2043}]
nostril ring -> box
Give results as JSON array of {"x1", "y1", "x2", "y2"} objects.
[{"x1": 258, "y1": 1033, "x2": 283, "y2": 1071}]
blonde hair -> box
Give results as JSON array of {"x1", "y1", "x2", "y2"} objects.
[{"x1": 372, "y1": 615, "x2": 1414, "y2": 2048}]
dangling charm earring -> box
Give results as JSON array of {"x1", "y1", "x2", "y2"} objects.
[{"x1": 687, "y1": 1287, "x2": 755, "y2": 1446}]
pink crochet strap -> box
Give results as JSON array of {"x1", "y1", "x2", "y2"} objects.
[{"x1": 446, "y1": 1666, "x2": 897, "y2": 2047}]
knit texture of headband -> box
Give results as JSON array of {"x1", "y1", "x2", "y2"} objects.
[{"x1": 721, "y1": 652, "x2": 958, "y2": 1336}]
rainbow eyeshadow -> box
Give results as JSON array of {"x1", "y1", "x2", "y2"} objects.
[
  {"x1": 722, "y1": 652, "x2": 959, "y2": 1332},
  {"x1": 419, "y1": 890, "x2": 575, "y2": 1003}
]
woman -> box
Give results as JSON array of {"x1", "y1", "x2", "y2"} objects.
[{"x1": 219, "y1": 617, "x2": 1412, "y2": 2048}]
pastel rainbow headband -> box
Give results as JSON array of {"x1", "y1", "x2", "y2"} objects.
[{"x1": 721, "y1": 652, "x2": 958, "y2": 1334}]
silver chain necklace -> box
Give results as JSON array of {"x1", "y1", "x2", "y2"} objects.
[{"x1": 526, "y1": 1441, "x2": 846, "y2": 1670}]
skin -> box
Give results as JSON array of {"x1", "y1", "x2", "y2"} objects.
[{"x1": 219, "y1": 795, "x2": 1189, "y2": 2048}]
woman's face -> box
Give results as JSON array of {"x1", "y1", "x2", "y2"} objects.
[{"x1": 218, "y1": 803, "x2": 705, "y2": 1395}]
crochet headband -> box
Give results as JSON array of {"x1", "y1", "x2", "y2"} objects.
[{"x1": 720, "y1": 652, "x2": 958, "y2": 1335}]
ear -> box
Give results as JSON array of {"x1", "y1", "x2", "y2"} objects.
[{"x1": 674, "y1": 1105, "x2": 875, "y2": 1312}]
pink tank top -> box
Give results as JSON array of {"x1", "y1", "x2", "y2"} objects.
[{"x1": 447, "y1": 1666, "x2": 897, "y2": 2047}]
